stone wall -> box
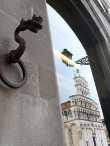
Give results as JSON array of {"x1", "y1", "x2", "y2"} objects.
[{"x1": 0, "y1": 0, "x2": 66, "y2": 145}]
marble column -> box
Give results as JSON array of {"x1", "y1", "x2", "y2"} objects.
[{"x1": 0, "y1": 0, "x2": 66, "y2": 145}]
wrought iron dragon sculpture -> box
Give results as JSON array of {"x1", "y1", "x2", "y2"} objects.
[{"x1": 0, "y1": 14, "x2": 43, "y2": 88}]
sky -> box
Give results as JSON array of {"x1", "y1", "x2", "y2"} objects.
[{"x1": 46, "y1": 4, "x2": 102, "y2": 110}]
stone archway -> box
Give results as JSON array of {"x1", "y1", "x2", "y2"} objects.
[{"x1": 47, "y1": 0, "x2": 110, "y2": 136}]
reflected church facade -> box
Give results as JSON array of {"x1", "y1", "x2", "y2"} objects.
[{"x1": 61, "y1": 73, "x2": 108, "y2": 146}]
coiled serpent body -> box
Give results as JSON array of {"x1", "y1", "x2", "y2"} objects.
[{"x1": 0, "y1": 14, "x2": 43, "y2": 88}]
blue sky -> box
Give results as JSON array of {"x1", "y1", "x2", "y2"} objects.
[{"x1": 47, "y1": 4, "x2": 101, "y2": 107}]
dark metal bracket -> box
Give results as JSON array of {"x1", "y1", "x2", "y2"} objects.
[
  {"x1": 0, "y1": 14, "x2": 43, "y2": 88},
  {"x1": 75, "y1": 56, "x2": 90, "y2": 65}
]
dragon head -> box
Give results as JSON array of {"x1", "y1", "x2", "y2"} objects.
[
  {"x1": 29, "y1": 14, "x2": 43, "y2": 33},
  {"x1": 19, "y1": 14, "x2": 43, "y2": 33}
]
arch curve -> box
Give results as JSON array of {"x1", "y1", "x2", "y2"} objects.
[{"x1": 47, "y1": 0, "x2": 103, "y2": 48}]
